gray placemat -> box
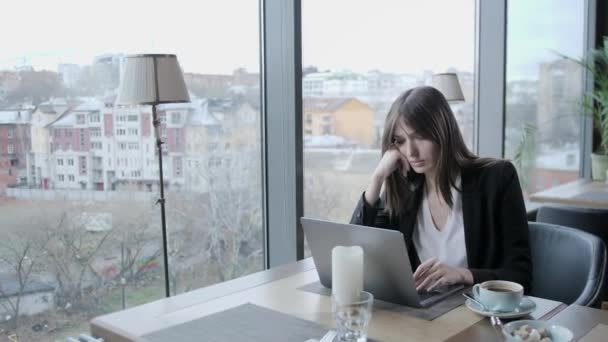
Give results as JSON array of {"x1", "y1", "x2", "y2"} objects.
[
  {"x1": 298, "y1": 281, "x2": 467, "y2": 321},
  {"x1": 141, "y1": 303, "x2": 380, "y2": 342},
  {"x1": 574, "y1": 191, "x2": 608, "y2": 202}
]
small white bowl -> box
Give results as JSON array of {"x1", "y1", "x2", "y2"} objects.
[{"x1": 502, "y1": 320, "x2": 573, "y2": 342}]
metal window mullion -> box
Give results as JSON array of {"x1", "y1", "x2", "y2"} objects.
[
  {"x1": 581, "y1": 0, "x2": 596, "y2": 178},
  {"x1": 261, "y1": 0, "x2": 303, "y2": 269},
  {"x1": 475, "y1": 0, "x2": 507, "y2": 158}
]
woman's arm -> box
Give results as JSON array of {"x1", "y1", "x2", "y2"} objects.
[
  {"x1": 350, "y1": 189, "x2": 392, "y2": 228},
  {"x1": 351, "y1": 149, "x2": 407, "y2": 228}
]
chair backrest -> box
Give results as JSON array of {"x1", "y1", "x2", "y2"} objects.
[
  {"x1": 536, "y1": 205, "x2": 608, "y2": 242},
  {"x1": 528, "y1": 222, "x2": 606, "y2": 306}
]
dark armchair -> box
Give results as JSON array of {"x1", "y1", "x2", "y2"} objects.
[
  {"x1": 536, "y1": 205, "x2": 608, "y2": 305},
  {"x1": 528, "y1": 222, "x2": 606, "y2": 306}
]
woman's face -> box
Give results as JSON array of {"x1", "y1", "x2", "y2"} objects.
[{"x1": 391, "y1": 118, "x2": 439, "y2": 176}]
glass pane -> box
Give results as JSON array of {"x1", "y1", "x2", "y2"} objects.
[
  {"x1": 302, "y1": 0, "x2": 476, "y2": 255},
  {"x1": 504, "y1": 0, "x2": 585, "y2": 198},
  {"x1": 0, "y1": 0, "x2": 262, "y2": 340}
]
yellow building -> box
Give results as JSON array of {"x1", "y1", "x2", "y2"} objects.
[{"x1": 303, "y1": 98, "x2": 374, "y2": 147}]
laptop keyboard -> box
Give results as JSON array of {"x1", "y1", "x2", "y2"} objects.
[{"x1": 417, "y1": 284, "x2": 463, "y2": 302}]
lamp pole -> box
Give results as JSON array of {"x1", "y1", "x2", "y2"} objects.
[
  {"x1": 151, "y1": 56, "x2": 171, "y2": 297},
  {"x1": 152, "y1": 103, "x2": 171, "y2": 297}
]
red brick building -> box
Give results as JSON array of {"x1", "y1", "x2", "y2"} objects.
[{"x1": 0, "y1": 110, "x2": 31, "y2": 193}]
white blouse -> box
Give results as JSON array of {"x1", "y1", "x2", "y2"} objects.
[{"x1": 412, "y1": 177, "x2": 468, "y2": 268}]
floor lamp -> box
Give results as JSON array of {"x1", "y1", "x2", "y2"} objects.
[
  {"x1": 431, "y1": 73, "x2": 465, "y2": 102},
  {"x1": 115, "y1": 54, "x2": 190, "y2": 297}
]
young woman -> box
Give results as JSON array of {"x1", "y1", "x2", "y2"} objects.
[{"x1": 351, "y1": 86, "x2": 532, "y2": 292}]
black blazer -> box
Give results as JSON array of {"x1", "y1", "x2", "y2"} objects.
[{"x1": 350, "y1": 160, "x2": 532, "y2": 291}]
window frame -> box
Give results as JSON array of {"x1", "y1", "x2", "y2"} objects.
[{"x1": 262, "y1": 0, "x2": 596, "y2": 268}]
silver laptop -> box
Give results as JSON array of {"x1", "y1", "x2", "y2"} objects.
[{"x1": 301, "y1": 217, "x2": 463, "y2": 307}]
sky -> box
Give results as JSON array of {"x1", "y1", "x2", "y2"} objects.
[
  {"x1": 0, "y1": 0, "x2": 585, "y2": 78},
  {"x1": 506, "y1": 0, "x2": 586, "y2": 81}
]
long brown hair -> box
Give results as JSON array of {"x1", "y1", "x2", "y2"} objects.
[{"x1": 381, "y1": 86, "x2": 493, "y2": 218}]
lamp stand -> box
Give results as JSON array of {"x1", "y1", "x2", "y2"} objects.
[{"x1": 152, "y1": 104, "x2": 171, "y2": 297}]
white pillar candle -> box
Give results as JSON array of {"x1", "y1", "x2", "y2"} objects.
[{"x1": 332, "y1": 245, "x2": 364, "y2": 304}]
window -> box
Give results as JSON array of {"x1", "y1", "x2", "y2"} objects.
[
  {"x1": 504, "y1": 0, "x2": 585, "y2": 198},
  {"x1": 171, "y1": 112, "x2": 181, "y2": 124},
  {"x1": 7, "y1": 144, "x2": 14, "y2": 154},
  {"x1": 302, "y1": 0, "x2": 476, "y2": 257},
  {"x1": 65, "y1": 129, "x2": 73, "y2": 137},
  {"x1": 79, "y1": 156, "x2": 87, "y2": 175},
  {"x1": 90, "y1": 127, "x2": 102, "y2": 137},
  {"x1": 160, "y1": 113, "x2": 167, "y2": 123},
  {"x1": 8, "y1": 127, "x2": 15, "y2": 138},
  {"x1": 57, "y1": 159, "x2": 64, "y2": 166},
  {"x1": 68, "y1": 159, "x2": 74, "y2": 166},
  {"x1": 79, "y1": 128, "x2": 85, "y2": 150},
  {"x1": 175, "y1": 156, "x2": 182, "y2": 176},
  {"x1": 0, "y1": 1, "x2": 262, "y2": 339}
]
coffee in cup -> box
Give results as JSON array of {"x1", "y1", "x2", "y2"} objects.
[{"x1": 472, "y1": 280, "x2": 524, "y2": 312}]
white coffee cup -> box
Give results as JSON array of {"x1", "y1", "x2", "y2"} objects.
[{"x1": 472, "y1": 280, "x2": 524, "y2": 312}]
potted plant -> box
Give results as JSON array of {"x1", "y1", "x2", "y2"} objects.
[{"x1": 572, "y1": 37, "x2": 608, "y2": 180}]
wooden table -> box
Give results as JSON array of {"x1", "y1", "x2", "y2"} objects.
[
  {"x1": 548, "y1": 305, "x2": 608, "y2": 341},
  {"x1": 529, "y1": 179, "x2": 608, "y2": 209},
  {"x1": 90, "y1": 258, "x2": 568, "y2": 342}
]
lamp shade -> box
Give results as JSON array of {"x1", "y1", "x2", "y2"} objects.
[
  {"x1": 115, "y1": 54, "x2": 190, "y2": 105},
  {"x1": 431, "y1": 73, "x2": 464, "y2": 102}
]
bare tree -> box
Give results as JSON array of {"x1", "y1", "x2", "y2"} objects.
[
  {"x1": 106, "y1": 198, "x2": 162, "y2": 282},
  {"x1": 0, "y1": 233, "x2": 44, "y2": 330},
  {"x1": 40, "y1": 203, "x2": 111, "y2": 312},
  {"x1": 166, "y1": 114, "x2": 264, "y2": 291},
  {"x1": 0, "y1": 202, "x2": 53, "y2": 333}
]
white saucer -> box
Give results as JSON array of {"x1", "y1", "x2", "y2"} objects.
[{"x1": 465, "y1": 297, "x2": 537, "y2": 319}]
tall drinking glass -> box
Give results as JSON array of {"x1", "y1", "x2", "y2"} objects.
[{"x1": 331, "y1": 291, "x2": 374, "y2": 342}]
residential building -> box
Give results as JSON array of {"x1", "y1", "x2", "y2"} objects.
[
  {"x1": 27, "y1": 101, "x2": 67, "y2": 188},
  {"x1": 538, "y1": 59, "x2": 583, "y2": 145},
  {"x1": 303, "y1": 98, "x2": 374, "y2": 147},
  {"x1": 58, "y1": 63, "x2": 81, "y2": 89},
  {"x1": 0, "y1": 109, "x2": 31, "y2": 192}
]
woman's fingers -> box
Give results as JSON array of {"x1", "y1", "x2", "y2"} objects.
[
  {"x1": 416, "y1": 269, "x2": 442, "y2": 291},
  {"x1": 413, "y1": 258, "x2": 437, "y2": 280},
  {"x1": 427, "y1": 276, "x2": 447, "y2": 292}
]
